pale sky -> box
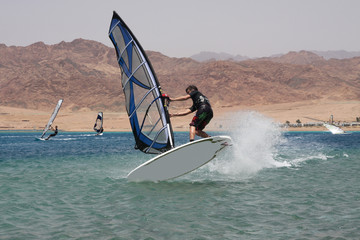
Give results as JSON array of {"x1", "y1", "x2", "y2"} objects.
[{"x1": 0, "y1": 0, "x2": 359, "y2": 58}]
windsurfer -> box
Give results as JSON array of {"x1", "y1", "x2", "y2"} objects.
[
  {"x1": 169, "y1": 85, "x2": 213, "y2": 142},
  {"x1": 45, "y1": 125, "x2": 58, "y2": 140},
  {"x1": 94, "y1": 126, "x2": 104, "y2": 135}
]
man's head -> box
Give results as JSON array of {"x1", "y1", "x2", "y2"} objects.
[{"x1": 186, "y1": 85, "x2": 198, "y2": 94}]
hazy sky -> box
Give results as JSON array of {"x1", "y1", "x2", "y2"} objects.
[{"x1": 1, "y1": 0, "x2": 359, "y2": 58}]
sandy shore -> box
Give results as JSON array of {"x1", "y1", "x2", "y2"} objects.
[{"x1": 1, "y1": 99, "x2": 360, "y2": 132}]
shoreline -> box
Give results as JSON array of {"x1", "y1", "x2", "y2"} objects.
[
  {"x1": 1, "y1": 100, "x2": 360, "y2": 132},
  {"x1": 1, "y1": 129, "x2": 360, "y2": 133}
]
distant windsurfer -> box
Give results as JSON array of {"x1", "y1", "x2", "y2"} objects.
[
  {"x1": 94, "y1": 125, "x2": 104, "y2": 136},
  {"x1": 45, "y1": 125, "x2": 58, "y2": 140},
  {"x1": 169, "y1": 85, "x2": 213, "y2": 142}
]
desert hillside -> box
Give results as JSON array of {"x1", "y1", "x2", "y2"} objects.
[
  {"x1": 1, "y1": 39, "x2": 360, "y2": 131},
  {"x1": 1, "y1": 39, "x2": 360, "y2": 111}
]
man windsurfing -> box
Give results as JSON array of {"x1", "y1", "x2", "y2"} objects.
[
  {"x1": 45, "y1": 125, "x2": 58, "y2": 140},
  {"x1": 169, "y1": 85, "x2": 213, "y2": 142},
  {"x1": 94, "y1": 126, "x2": 104, "y2": 136}
]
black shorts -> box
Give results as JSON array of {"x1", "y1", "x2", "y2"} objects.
[{"x1": 190, "y1": 104, "x2": 213, "y2": 131}]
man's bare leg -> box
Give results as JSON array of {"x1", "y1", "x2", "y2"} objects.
[
  {"x1": 196, "y1": 129, "x2": 209, "y2": 138},
  {"x1": 190, "y1": 126, "x2": 196, "y2": 141}
]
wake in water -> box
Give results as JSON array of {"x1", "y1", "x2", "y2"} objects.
[{"x1": 207, "y1": 111, "x2": 289, "y2": 178}]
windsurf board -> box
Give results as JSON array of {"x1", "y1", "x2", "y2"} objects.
[{"x1": 127, "y1": 135, "x2": 232, "y2": 181}]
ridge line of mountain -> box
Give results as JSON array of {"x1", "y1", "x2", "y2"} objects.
[{"x1": 1, "y1": 39, "x2": 359, "y2": 111}]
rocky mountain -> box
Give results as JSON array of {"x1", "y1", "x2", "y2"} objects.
[
  {"x1": 0, "y1": 39, "x2": 121, "y2": 111},
  {"x1": 312, "y1": 50, "x2": 360, "y2": 60},
  {"x1": 191, "y1": 50, "x2": 360, "y2": 62},
  {"x1": 190, "y1": 51, "x2": 249, "y2": 62},
  {"x1": 1, "y1": 39, "x2": 360, "y2": 112},
  {"x1": 260, "y1": 50, "x2": 326, "y2": 65}
]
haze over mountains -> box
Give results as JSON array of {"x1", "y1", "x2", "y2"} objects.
[
  {"x1": 191, "y1": 50, "x2": 360, "y2": 62},
  {"x1": 1, "y1": 39, "x2": 360, "y2": 112}
]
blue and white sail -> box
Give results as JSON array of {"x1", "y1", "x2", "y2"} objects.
[
  {"x1": 40, "y1": 99, "x2": 63, "y2": 139},
  {"x1": 108, "y1": 11, "x2": 174, "y2": 154}
]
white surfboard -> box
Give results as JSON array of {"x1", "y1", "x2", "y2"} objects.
[{"x1": 127, "y1": 136, "x2": 232, "y2": 182}]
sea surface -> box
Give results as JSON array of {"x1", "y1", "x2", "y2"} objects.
[{"x1": 1, "y1": 113, "x2": 360, "y2": 239}]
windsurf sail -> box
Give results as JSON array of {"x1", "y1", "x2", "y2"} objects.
[
  {"x1": 108, "y1": 11, "x2": 174, "y2": 154},
  {"x1": 304, "y1": 116, "x2": 345, "y2": 134},
  {"x1": 40, "y1": 99, "x2": 63, "y2": 139},
  {"x1": 93, "y1": 112, "x2": 104, "y2": 133},
  {"x1": 323, "y1": 123, "x2": 345, "y2": 134}
]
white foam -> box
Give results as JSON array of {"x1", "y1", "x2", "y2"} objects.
[
  {"x1": 290, "y1": 153, "x2": 329, "y2": 167},
  {"x1": 207, "y1": 111, "x2": 286, "y2": 177}
]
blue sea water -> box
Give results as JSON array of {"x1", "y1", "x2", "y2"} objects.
[{"x1": 1, "y1": 113, "x2": 360, "y2": 239}]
